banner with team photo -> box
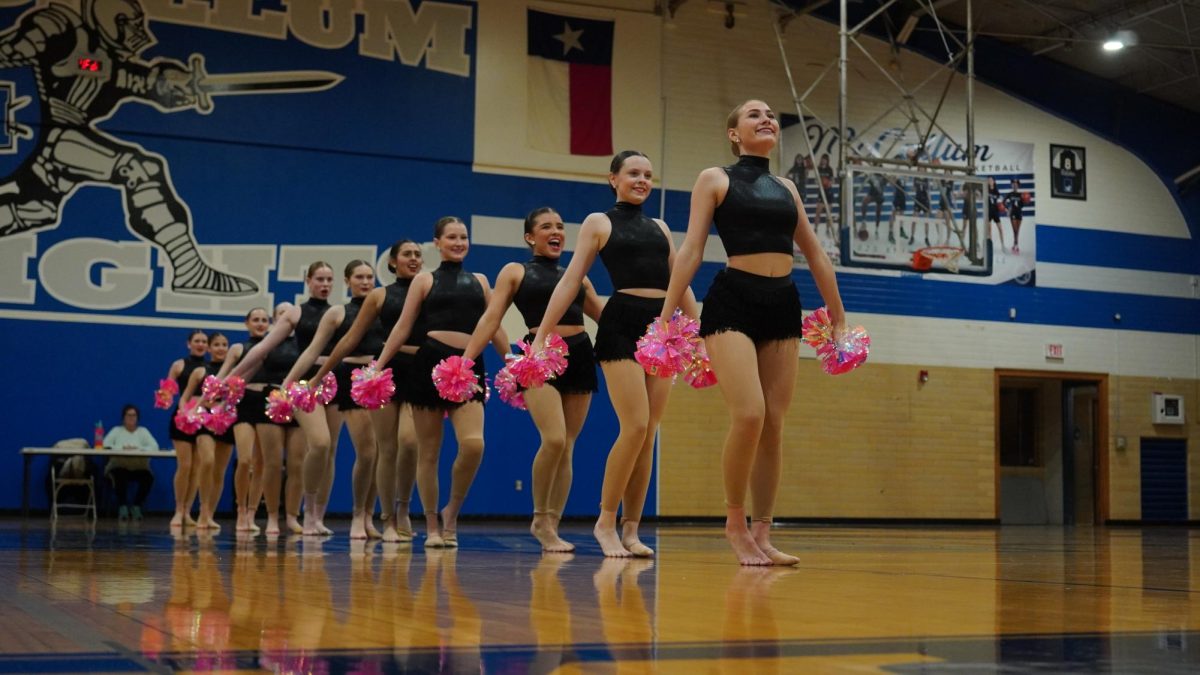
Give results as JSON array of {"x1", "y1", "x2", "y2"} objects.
[{"x1": 781, "y1": 118, "x2": 1037, "y2": 285}]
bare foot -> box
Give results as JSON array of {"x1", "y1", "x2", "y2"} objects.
[
  {"x1": 302, "y1": 508, "x2": 323, "y2": 537},
  {"x1": 265, "y1": 516, "x2": 281, "y2": 537},
  {"x1": 184, "y1": 515, "x2": 198, "y2": 528},
  {"x1": 382, "y1": 522, "x2": 403, "y2": 543},
  {"x1": 365, "y1": 518, "x2": 382, "y2": 540},
  {"x1": 394, "y1": 511, "x2": 413, "y2": 540},
  {"x1": 425, "y1": 532, "x2": 446, "y2": 548},
  {"x1": 200, "y1": 519, "x2": 221, "y2": 533},
  {"x1": 316, "y1": 520, "x2": 332, "y2": 536},
  {"x1": 532, "y1": 514, "x2": 574, "y2": 553},
  {"x1": 621, "y1": 520, "x2": 654, "y2": 557},
  {"x1": 349, "y1": 513, "x2": 368, "y2": 540},
  {"x1": 286, "y1": 515, "x2": 303, "y2": 535},
  {"x1": 726, "y1": 520, "x2": 771, "y2": 566},
  {"x1": 235, "y1": 510, "x2": 253, "y2": 532},
  {"x1": 169, "y1": 512, "x2": 184, "y2": 528},
  {"x1": 594, "y1": 522, "x2": 631, "y2": 558},
  {"x1": 751, "y1": 520, "x2": 799, "y2": 566}
]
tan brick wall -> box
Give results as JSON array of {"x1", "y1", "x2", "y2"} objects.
[
  {"x1": 1107, "y1": 376, "x2": 1200, "y2": 520},
  {"x1": 661, "y1": 365, "x2": 1200, "y2": 521},
  {"x1": 660, "y1": 361, "x2": 995, "y2": 519}
]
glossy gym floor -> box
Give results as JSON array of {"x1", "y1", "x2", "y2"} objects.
[{"x1": 1, "y1": 519, "x2": 1198, "y2": 673}]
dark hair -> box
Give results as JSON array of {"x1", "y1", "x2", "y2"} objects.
[
  {"x1": 343, "y1": 259, "x2": 373, "y2": 279},
  {"x1": 306, "y1": 261, "x2": 333, "y2": 279},
  {"x1": 608, "y1": 151, "x2": 648, "y2": 194},
  {"x1": 122, "y1": 404, "x2": 139, "y2": 419},
  {"x1": 523, "y1": 207, "x2": 558, "y2": 247},
  {"x1": 433, "y1": 216, "x2": 464, "y2": 238},
  {"x1": 208, "y1": 331, "x2": 228, "y2": 345},
  {"x1": 386, "y1": 238, "x2": 419, "y2": 274},
  {"x1": 187, "y1": 329, "x2": 206, "y2": 341},
  {"x1": 244, "y1": 307, "x2": 269, "y2": 321}
]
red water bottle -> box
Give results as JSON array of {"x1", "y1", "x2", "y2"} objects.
[{"x1": 93, "y1": 420, "x2": 104, "y2": 448}]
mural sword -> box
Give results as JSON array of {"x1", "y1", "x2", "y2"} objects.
[{"x1": 186, "y1": 54, "x2": 344, "y2": 115}]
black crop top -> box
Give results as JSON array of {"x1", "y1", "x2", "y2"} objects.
[
  {"x1": 597, "y1": 202, "x2": 670, "y2": 291},
  {"x1": 514, "y1": 256, "x2": 584, "y2": 329},
  {"x1": 175, "y1": 354, "x2": 206, "y2": 392},
  {"x1": 422, "y1": 261, "x2": 486, "y2": 334},
  {"x1": 381, "y1": 279, "x2": 425, "y2": 347},
  {"x1": 335, "y1": 296, "x2": 387, "y2": 357},
  {"x1": 254, "y1": 335, "x2": 300, "y2": 385},
  {"x1": 713, "y1": 155, "x2": 798, "y2": 257},
  {"x1": 295, "y1": 297, "x2": 331, "y2": 355}
]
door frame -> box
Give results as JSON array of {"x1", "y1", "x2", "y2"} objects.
[{"x1": 995, "y1": 369, "x2": 1110, "y2": 524}]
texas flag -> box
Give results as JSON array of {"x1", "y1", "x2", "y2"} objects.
[{"x1": 526, "y1": 9, "x2": 614, "y2": 156}]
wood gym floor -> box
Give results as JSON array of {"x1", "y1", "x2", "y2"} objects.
[{"x1": 1, "y1": 518, "x2": 1198, "y2": 673}]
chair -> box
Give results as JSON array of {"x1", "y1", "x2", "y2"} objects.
[{"x1": 50, "y1": 456, "x2": 97, "y2": 525}]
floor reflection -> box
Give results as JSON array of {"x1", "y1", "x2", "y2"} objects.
[{"x1": 2, "y1": 522, "x2": 1199, "y2": 673}]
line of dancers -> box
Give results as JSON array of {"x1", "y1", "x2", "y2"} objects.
[{"x1": 163, "y1": 98, "x2": 848, "y2": 565}]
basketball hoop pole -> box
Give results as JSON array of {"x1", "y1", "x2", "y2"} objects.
[{"x1": 839, "y1": 0, "x2": 849, "y2": 227}]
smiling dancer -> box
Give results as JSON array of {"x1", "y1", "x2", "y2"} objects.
[
  {"x1": 533, "y1": 151, "x2": 697, "y2": 558},
  {"x1": 164, "y1": 330, "x2": 207, "y2": 528},
  {"x1": 215, "y1": 308, "x2": 270, "y2": 532},
  {"x1": 462, "y1": 207, "x2": 604, "y2": 552},
  {"x1": 315, "y1": 239, "x2": 425, "y2": 543},
  {"x1": 660, "y1": 99, "x2": 847, "y2": 565}
]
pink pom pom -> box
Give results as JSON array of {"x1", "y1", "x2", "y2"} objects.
[
  {"x1": 431, "y1": 356, "x2": 480, "y2": 403},
  {"x1": 286, "y1": 382, "x2": 317, "y2": 414},
  {"x1": 493, "y1": 364, "x2": 526, "y2": 410},
  {"x1": 350, "y1": 362, "x2": 394, "y2": 409},
  {"x1": 683, "y1": 341, "x2": 718, "y2": 389},
  {"x1": 540, "y1": 334, "x2": 570, "y2": 377},
  {"x1": 802, "y1": 306, "x2": 871, "y2": 375},
  {"x1": 174, "y1": 405, "x2": 204, "y2": 434},
  {"x1": 202, "y1": 403, "x2": 238, "y2": 435},
  {"x1": 154, "y1": 378, "x2": 178, "y2": 410},
  {"x1": 265, "y1": 389, "x2": 294, "y2": 424},
  {"x1": 224, "y1": 376, "x2": 245, "y2": 405},
  {"x1": 201, "y1": 375, "x2": 225, "y2": 402},
  {"x1": 316, "y1": 371, "x2": 337, "y2": 405},
  {"x1": 635, "y1": 310, "x2": 698, "y2": 378}
]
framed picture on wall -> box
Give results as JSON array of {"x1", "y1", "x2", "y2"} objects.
[{"x1": 1050, "y1": 144, "x2": 1086, "y2": 200}]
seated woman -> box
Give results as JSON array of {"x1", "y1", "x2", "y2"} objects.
[{"x1": 103, "y1": 404, "x2": 159, "y2": 521}]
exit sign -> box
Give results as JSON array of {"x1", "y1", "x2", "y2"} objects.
[{"x1": 1045, "y1": 343, "x2": 1064, "y2": 359}]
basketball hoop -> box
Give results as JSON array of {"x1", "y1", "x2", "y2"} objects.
[{"x1": 912, "y1": 246, "x2": 966, "y2": 273}]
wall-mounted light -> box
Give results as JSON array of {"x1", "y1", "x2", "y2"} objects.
[{"x1": 918, "y1": 370, "x2": 929, "y2": 384}]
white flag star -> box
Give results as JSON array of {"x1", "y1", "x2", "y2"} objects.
[{"x1": 553, "y1": 22, "x2": 584, "y2": 56}]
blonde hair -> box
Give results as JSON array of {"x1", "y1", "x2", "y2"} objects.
[{"x1": 726, "y1": 101, "x2": 749, "y2": 158}]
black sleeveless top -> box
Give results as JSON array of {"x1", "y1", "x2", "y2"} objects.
[
  {"x1": 422, "y1": 262, "x2": 486, "y2": 334},
  {"x1": 295, "y1": 298, "x2": 331, "y2": 355},
  {"x1": 597, "y1": 202, "x2": 670, "y2": 291},
  {"x1": 254, "y1": 335, "x2": 300, "y2": 386},
  {"x1": 205, "y1": 360, "x2": 224, "y2": 379},
  {"x1": 381, "y1": 279, "x2": 425, "y2": 347},
  {"x1": 514, "y1": 256, "x2": 584, "y2": 329},
  {"x1": 713, "y1": 155, "x2": 798, "y2": 257},
  {"x1": 175, "y1": 354, "x2": 206, "y2": 392},
  {"x1": 335, "y1": 296, "x2": 387, "y2": 357}
]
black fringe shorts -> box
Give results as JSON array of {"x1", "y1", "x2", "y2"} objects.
[
  {"x1": 521, "y1": 331, "x2": 598, "y2": 395},
  {"x1": 385, "y1": 352, "x2": 416, "y2": 405},
  {"x1": 409, "y1": 338, "x2": 487, "y2": 411},
  {"x1": 699, "y1": 268, "x2": 804, "y2": 344},
  {"x1": 236, "y1": 387, "x2": 267, "y2": 427},
  {"x1": 593, "y1": 293, "x2": 664, "y2": 363},
  {"x1": 333, "y1": 361, "x2": 369, "y2": 411}
]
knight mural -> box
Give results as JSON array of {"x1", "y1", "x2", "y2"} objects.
[{"x1": 0, "y1": 0, "x2": 341, "y2": 297}]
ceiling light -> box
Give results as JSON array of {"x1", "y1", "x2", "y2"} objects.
[{"x1": 1102, "y1": 39, "x2": 1124, "y2": 51}]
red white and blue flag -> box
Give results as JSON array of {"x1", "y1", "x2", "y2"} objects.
[{"x1": 526, "y1": 9, "x2": 614, "y2": 156}]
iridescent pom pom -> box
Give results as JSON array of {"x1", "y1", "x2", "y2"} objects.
[
  {"x1": 286, "y1": 381, "x2": 317, "y2": 414},
  {"x1": 201, "y1": 375, "x2": 225, "y2": 402},
  {"x1": 802, "y1": 306, "x2": 871, "y2": 375},
  {"x1": 202, "y1": 403, "x2": 238, "y2": 435},
  {"x1": 351, "y1": 361, "x2": 394, "y2": 409},
  {"x1": 154, "y1": 378, "x2": 179, "y2": 410},
  {"x1": 316, "y1": 371, "x2": 338, "y2": 405},
  {"x1": 682, "y1": 341, "x2": 718, "y2": 389},
  {"x1": 431, "y1": 356, "x2": 480, "y2": 403},
  {"x1": 635, "y1": 309, "x2": 700, "y2": 378},
  {"x1": 174, "y1": 405, "x2": 204, "y2": 434},
  {"x1": 540, "y1": 333, "x2": 570, "y2": 377},
  {"x1": 493, "y1": 364, "x2": 526, "y2": 410},
  {"x1": 224, "y1": 376, "x2": 246, "y2": 405},
  {"x1": 265, "y1": 389, "x2": 294, "y2": 424}
]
